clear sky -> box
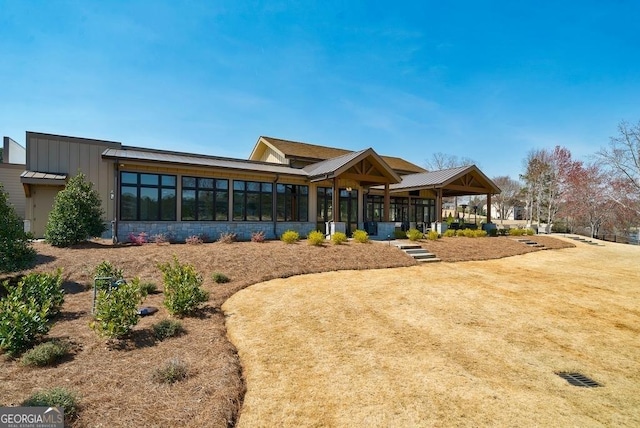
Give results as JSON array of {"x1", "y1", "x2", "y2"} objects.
[{"x1": 1, "y1": 0, "x2": 639, "y2": 179}]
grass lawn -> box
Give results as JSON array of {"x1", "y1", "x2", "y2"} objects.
[{"x1": 224, "y1": 237, "x2": 640, "y2": 427}]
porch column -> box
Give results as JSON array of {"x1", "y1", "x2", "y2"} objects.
[
  {"x1": 436, "y1": 188, "x2": 443, "y2": 222},
  {"x1": 486, "y1": 193, "x2": 492, "y2": 223},
  {"x1": 332, "y1": 178, "x2": 339, "y2": 222},
  {"x1": 383, "y1": 183, "x2": 390, "y2": 222}
]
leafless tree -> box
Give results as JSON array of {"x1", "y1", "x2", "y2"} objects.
[
  {"x1": 491, "y1": 176, "x2": 522, "y2": 224},
  {"x1": 424, "y1": 153, "x2": 477, "y2": 214}
]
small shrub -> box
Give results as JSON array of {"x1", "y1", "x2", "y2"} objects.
[
  {"x1": 455, "y1": 229, "x2": 465, "y2": 237},
  {"x1": 22, "y1": 387, "x2": 79, "y2": 418},
  {"x1": 152, "y1": 358, "x2": 188, "y2": 384},
  {"x1": 251, "y1": 230, "x2": 266, "y2": 243},
  {"x1": 128, "y1": 232, "x2": 147, "y2": 245},
  {"x1": 498, "y1": 228, "x2": 509, "y2": 236},
  {"x1": 352, "y1": 229, "x2": 369, "y2": 243},
  {"x1": 427, "y1": 230, "x2": 440, "y2": 240},
  {"x1": 92, "y1": 280, "x2": 142, "y2": 339},
  {"x1": 151, "y1": 233, "x2": 168, "y2": 245},
  {"x1": 93, "y1": 261, "x2": 124, "y2": 291},
  {"x1": 212, "y1": 272, "x2": 230, "y2": 284},
  {"x1": 138, "y1": 281, "x2": 158, "y2": 297},
  {"x1": 0, "y1": 295, "x2": 51, "y2": 356},
  {"x1": 218, "y1": 232, "x2": 237, "y2": 244},
  {"x1": 281, "y1": 230, "x2": 299, "y2": 244},
  {"x1": 406, "y1": 228, "x2": 423, "y2": 241},
  {"x1": 443, "y1": 229, "x2": 456, "y2": 238},
  {"x1": 508, "y1": 228, "x2": 531, "y2": 236},
  {"x1": 9, "y1": 269, "x2": 64, "y2": 317},
  {"x1": 159, "y1": 256, "x2": 208, "y2": 316},
  {"x1": 331, "y1": 232, "x2": 348, "y2": 245},
  {"x1": 152, "y1": 319, "x2": 185, "y2": 341},
  {"x1": 185, "y1": 235, "x2": 203, "y2": 245},
  {"x1": 21, "y1": 339, "x2": 72, "y2": 367},
  {"x1": 393, "y1": 230, "x2": 406, "y2": 239},
  {"x1": 526, "y1": 228, "x2": 535, "y2": 236},
  {"x1": 307, "y1": 230, "x2": 325, "y2": 246}
]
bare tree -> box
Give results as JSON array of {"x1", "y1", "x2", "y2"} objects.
[
  {"x1": 491, "y1": 176, "x2": 522, "y2": 224},
  {"x1": 424, "y1": 153, "x2": 477, "y2": 214},
  {"x1": 596, "y1": 120, "x2": 640, "y2": 217}
]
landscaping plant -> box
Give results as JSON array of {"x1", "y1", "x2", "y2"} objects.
[
  {"x1": 307, "y1": 230, "x2": 325, "y2": 246},
  {"x1": 22, "y1": 387, "x2": 79, "y2": 419},
  {"x1": 352, "y1": 229, "x2": 369, "y2": 243},
  {"x1": 93, "y1": 261, "x2": 124, "y2": 291},
  {"x1": 0, "y1": 183, "x2": 36, "y2": 273},
  {"x1": 152, "y1": 358, "x2": 188, "y2": 384},
  {"x1": 158, "y1": 256, "x2": 208, "y2": 316},
  {"x1": 331, "y1": 232, "x2": 347, "y2": 245},
  {"x1": 281, "y1": 230, "x2": 300, "y2": 244},
  {"x1": 427, "y1": 230, "x2": 440, "y2": 240},
  {"x1": 21, "y1": 339, "x2": 72, "y2": 367},
  {"x1": 251, "y1": 230, "x2": 266, "y2": 243},
  {"x1": 406, "y1": 228, "x2": 423, "y2": 241},
  {"x1": 218, "y1": 232, "x2": 237, "y2": 243},
  {"x1": 0, "y1": 294, "x2": 51, "y2": 356},
  {"x1": 45, "y1": 172, "x2": 106, "y2": 247},
  {"x1": 152, "y1": 319, "x2": 185, "y2": 341},
  {"x1": 10, "y1": 270, "x2": 65, "y2": 317},
  {"x1": 212, "y1": 272, "x2": 230, "y2": 284},
  {"x1": 92, "y1": 279, "x2": 142, "y2": 339}
]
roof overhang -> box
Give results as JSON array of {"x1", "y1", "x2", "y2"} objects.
[
  {"x1": 304, "y1": 148, "x2": 402, "y2": 185},
  {"x1": 20, "y1": 170, "x2": 68, "y2": 197}
]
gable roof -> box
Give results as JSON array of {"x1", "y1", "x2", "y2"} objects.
[
  {"x1": 303, "y1": 148, "x2": 401, "y2": 184},
  {"x1": 255, "y1": 136, "x2": 426, "y2": 174},
  {"x1": 374, "y1": 165, "x2": 501, "y2": 195}
]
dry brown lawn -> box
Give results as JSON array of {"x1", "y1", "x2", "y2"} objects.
[
  {"x1": 224, "y1": 237, "x2": 640, "y2": 427},
  {"x1": 0, "y1": 235, "x2": 578, "y2": 427}
]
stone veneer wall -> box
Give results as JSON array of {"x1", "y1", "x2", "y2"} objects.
[{"x1": 117, "y1": 221, "x2": 316, "y2": 243}]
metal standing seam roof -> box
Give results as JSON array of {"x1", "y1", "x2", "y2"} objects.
[
  {"x1": 386, "y1": 166, "x2": 472, "y2": 190},
  {"x1": 302, "y1": 148, "x2": 370, "y2": 177},
  {"x1": 20, "y1": 170, "x2": 68, "y2": 181},
  {"x1": 102, "y1": 147, "x2": 309, "y2": 176}
]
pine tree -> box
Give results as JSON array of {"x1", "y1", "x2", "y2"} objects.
[
  {"x1": 45, "y1": 172, "x2": 106, "y2": 247},
  {"x1": 0, "y1": 183, "x2": 36, "y2": 272}
]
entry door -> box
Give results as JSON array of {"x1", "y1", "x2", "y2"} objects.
[
  {"x1": 31, "y1": 186, "x2": 62, "y2": 239},
  {"x1": 339, "y1": 189, "x2": 358, "y2": 236}
]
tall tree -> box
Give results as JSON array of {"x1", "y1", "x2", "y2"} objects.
[
  {"x1": 424, "y1": 153, "x2": 477, "y2": 214},
  {"x1": 562, "y1": 162, "x2": 612, "y2": 237},
  {"x1": 596, "y1": 120, "x2": 640, "y2": 217},
  {"x1": 0, "y1": 183, "x2": 36, "y2": 272},
  {"x1": 491, "y1": 176, "x2": 522, "y2": 224}
]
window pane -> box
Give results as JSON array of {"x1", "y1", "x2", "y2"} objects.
[
  {"x1": 121, "y1": 172, "x2": 137, "y2": 184},
  {"x1": 299, "y1": 195, "x2": 308, "y2": 221},
  {"x1": 182, "y1": 190, "x2": 196, "y2": 221},
  {"x1": 216, "y1": 179, "x2": 228, "y2": 190},
  {"x1": 161, "y1": 189, "x2": 176, "y2": 221},
  {"x1": 162, "y1": 175, "x2": 176, "y2": 187},
  {"x1": 140, "y1": 187, "x2": 159, "y2": 220},
  {"x1": 247, "y1": 182, "x2": 260, "y2": 192},
  {"x1": 234, "y1": 180, "x2": 245, "y2": 191},
  {"x1": 277, "y1": 184, "x2": 285, "y2": 193},
  {"x1": 140, "y1": 174, "x2": 159, "y2": 186},
  {"x1": 198, "y1": 190, "x2": 214, "y2": 220},
  {"x1": 277, "y1": 193, "x2": 286, "y2": 221},
  {"x1": 246, "y1": 193, "x2": 259, "y2": 220},
  {"x1": 216, "y1": 191, "x2": 228, "y2": 220},
  {"x1": 233, "y1": 190, "x2": 244, "y2": 220},
  {"x1": 199, "y1": 178, "x2": 214, "y2": 189},
  {"x1": 121, "y1": 186, "x2": 137, "y2": 220},
  {"x1": 261, "y1": 183, "x2": 272, "y2": 193},
  {"x1": 262, "y1": 193, "x2": 272, "y2": 221},
  {"x1": 182, "y1": 176, "x2": 196, "y2": 188},
  {"x1": 300, "y1": 185, "x2": 308, "y2": 195}
]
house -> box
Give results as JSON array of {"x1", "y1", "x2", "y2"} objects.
[{"x1": 6, "y1": 131, "x2": 501, "y2": 242}]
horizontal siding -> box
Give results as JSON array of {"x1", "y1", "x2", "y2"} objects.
[{"x1": 0, "y1": 164, "x2": 26, "y2": 218}]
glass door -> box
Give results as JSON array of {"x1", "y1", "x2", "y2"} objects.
[{"x1": 339, "y1": 189, "x2": 358, "y2": 236}]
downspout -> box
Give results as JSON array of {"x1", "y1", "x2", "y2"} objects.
[
  {"x1": 113, "y1": 160, "x2": 119, "y2": 244},
  {"x1": 272, "y1": 174, "x2": 279, "y2": 238}
]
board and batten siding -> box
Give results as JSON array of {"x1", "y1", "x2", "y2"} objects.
[{"x1": 25, "y1": 133, "x2": 120, "y2": 232}]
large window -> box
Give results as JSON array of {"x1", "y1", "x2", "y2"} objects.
[
  {"x1": 120, "y1": 172, "x2": 176, "y2": 221},
  {"x1": 365, "y1": 195, "x2": 384, "y2": 221},
  {"x1": 233, "y1": 181, "x2": 272, "y2": 221},
  {"x1": 181, "y1": 177, "x2": 229, "y2": 221},
  {"x1": 277, "y1": 184, "x2": 308, "y2": 221}
]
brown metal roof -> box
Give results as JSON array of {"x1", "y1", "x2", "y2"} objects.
[
  {"x1": 260, "y1": 136, "x2": 426, "y2": 174},
  {"x1": 303, "y1": 148, "x2": 401, "y2": 183},
  {"x1": 20, "y1": 170, "x2": 68, "y2": 185}
]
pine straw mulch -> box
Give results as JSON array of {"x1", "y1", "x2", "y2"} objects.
[{"x1": 0, "y1": 236, "x2": 574, "y2": 427}]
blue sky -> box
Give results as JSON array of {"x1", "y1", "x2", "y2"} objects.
[{"x1": 1, "y1": 0, "x2": 639, "y2": 179}]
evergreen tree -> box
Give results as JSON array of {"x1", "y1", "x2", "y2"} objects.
[
  {"x1": 45, "y1": 172, "x2": 106, "y2": 247},
  {"x1": 0, "y1": 183, "x2": 36, "y2": 272}
]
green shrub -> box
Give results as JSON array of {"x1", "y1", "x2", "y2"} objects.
[
  {"x1": 508, "y1": 228, "x2": 532, "y2": 236},
  {"x1": 218, "y1": 232, "x2": 237, "y2": 244},
  {"x1": 92, "y1": 279, "x2": 142, "y2": 339},
  {"x1": 158, "y1": 256, "x2": 208, "y2": 316},
  {"x1": 526, "y1": 228, "x2": 535, "y2": 236},
  {"x1": 21, "y1": 339, "x2": 72, "y2": 367},
  {"x1": 211, "y1": 272, "x2": 230, "y2": 284},
  {"x1": 45, "y1": 172, "x2": 106, "y2": 247},
  {"x1": 498, "y1": 228, "x2": 509, "y2": 236},
  {"x1": 406, "y1": 228, "x2": 423, "y2": 241},
  {"x1": 152, "y1": 358, "x2": 188, "y2": 384},
  {"x1": 331, "y1": 232, "x2": 348, "y2": 245},
  {"x1": 138, "y1": 281, "x2": 158, "y2": 297},
  {"x1": 281, "y1": 230, "x2": 300, "y2": 244},
  {"x1": 22, "y1": 387, "x2": 79, "y2": 418},
  {"x1": 352, "y1": 229, "x2": 369, "y2": 243},
  {"x1": 307, "y1": 230, "x2": 325, "y2": 246},
  {"x1": 443, "y1": 229, "x2": 456, "y2": 238},
  {"x1": 10, "y1": 270, "x2": 65, "y2": 317},
  {"x1": 426, "y1": 230, "x2": 440, "y2": 240},
  {"x1": 93, "y1": 261, "x2": 124, "y2": 291},
  {"x1": 0, "y1": 183, "x2": 36, "y2": 273},
  {"x1": 455, "y1": 229, "x2": 465, "y2": 237},
  {"x1": 0, "y1": 294, "x2": 51, "y2": 356},
  {"x1": 152, "y1": 319, "x2": 185, "y2": 341},
  {"x1": 393, "y1": 230, "x2": 406, "y2": 239}
]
